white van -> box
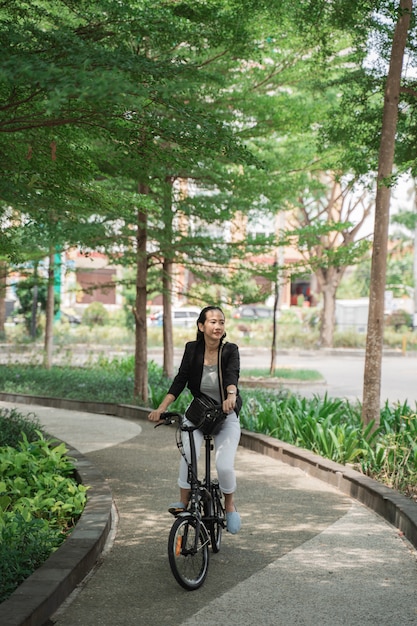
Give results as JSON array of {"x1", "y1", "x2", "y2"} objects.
[{"x1": 149, "y1": 308, "x2": 200, "y2": 328}]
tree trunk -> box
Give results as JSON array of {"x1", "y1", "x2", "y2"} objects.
[
  {"x1": 320, "y1": 283, "x2": 337, "y2": 348},
  {"x1": 362, "y1": 0, "x2": 412, "y2": 427},
  {"x1": 413, "y1": 182, "x2": 417, "y2": 329},
  {"x1": 162, "y1": 176, "x2": 175, "y2": 379},
  {"x1": 316, "y1": 266, "x2": 345, "y2": 348},
  {"x1": 162, "y1": 258, "x2": 174, "y2": 378},
  {"x1": 270, "y1": 213, "x2": 286, "y2": 374},
  {"x1": 30, "y1": 262, "x2": 39, "y2": 340},
  {"x1": 269, "y1": 262, "x2": 279, "y2": 375},
  {"x1": 44, "y1": 247, "x2": 55, "y2": 368},
  {"x1": 133, "y1": 184, "x2": 149, "y2": 403},
  {"x1": 0, "y1": 261, "x2": 6, "y2": 339}
]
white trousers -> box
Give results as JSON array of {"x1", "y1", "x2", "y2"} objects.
[{"x1": 177, "y1": 412, "x2": 241, "y2": 494}]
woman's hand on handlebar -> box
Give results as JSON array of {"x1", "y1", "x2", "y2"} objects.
[
  {"x1": 148, "y1": 408, "x2": 165, "y2": 422},
  {"x1": 148, "y1": 393, "x2": 176, "y2": 423},
  {"x1": 222, "y1": 396, "x2": 236, "y2": 415}
]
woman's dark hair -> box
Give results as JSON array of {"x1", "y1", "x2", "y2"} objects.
[{"x1": 196, "y1": 306, "x2": 226, "y2": 341}]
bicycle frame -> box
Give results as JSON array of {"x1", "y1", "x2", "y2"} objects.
[{"x1": 179, "y1": 424, "x2": 211, "y2": 551}]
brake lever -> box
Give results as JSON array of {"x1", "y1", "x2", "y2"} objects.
[{"x1": 154, "y1": 417, "x2": 175, "y2": 428}]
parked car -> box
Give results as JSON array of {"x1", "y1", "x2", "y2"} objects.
[
  {"x1": 232, "y1": 305, "x2": 273, "y2": 320},
  {"x1": 149, "y1": 307, "x2": 200, "y2": 328}
]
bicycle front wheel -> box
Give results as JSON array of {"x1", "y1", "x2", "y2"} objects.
[{"x1": 168, "y1": 516, "x2": 209, "y2": 591}]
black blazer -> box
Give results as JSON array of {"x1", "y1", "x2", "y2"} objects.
[{"x1": 168, "y1": 340, "x2": 242, "y2": 415}]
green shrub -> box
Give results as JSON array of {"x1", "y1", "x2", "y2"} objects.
[
  {"x1": 0, "y1": 430, "x2": 88, "y2": 601},
  {"x1": 385, "y1": 309, "x2": 412, "y2": 330},
  {"x1": 0, "y1": 408, "x2": 45, "y2": 448},
  {"x1": 0, "y1": 513, "x2": 60, "y2": 601},
  {"x1": 0, "y1": 363, "x2": 136, "y2": 404},
  {"x1": 358, "y1": 401, "x2": 417, "y2": 496},
  {"x1": 0, "y1": 356, "x2": 186, "y2": 406},
  {"x1": 333, "y1": 329, "x2": 367, "y2": 349},
  {"x1": 383, "y1": 327, "x2": 417, "y2": 351},
  {"x1": 82, "y1": 302, "x2": 109, "y2": 327},
  {"x1": 15, "y1": 276, "x2": 49, "y2": 337},
  {"x1": 238, "y1": 388, "x2": 417, "y2": 498},
  {"x1": 239, "y1": 390, "x2": 372, "y2": 465}
]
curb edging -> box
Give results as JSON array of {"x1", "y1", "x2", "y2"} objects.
[{"x1": 240, "y1": 430, "x2": 417, "y2": 548}]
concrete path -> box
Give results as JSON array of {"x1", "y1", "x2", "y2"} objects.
[{"x1": 2, "y1": 401, "x2": 417, "y2": 625}]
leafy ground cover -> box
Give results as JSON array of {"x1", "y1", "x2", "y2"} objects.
[
  {"x1": 0, "y1": 409, "x2": 88, "y2": 602},
  {"x1": 239, "y1": 390, "x2": 417, "y2": 500},
  {"x1": 0, "y1": 361, "x2": 139, "y2": 404}
]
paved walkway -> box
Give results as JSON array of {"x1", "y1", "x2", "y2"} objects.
[{"x1": 2, "y1": 400, "x2": 417, "y2": 625}]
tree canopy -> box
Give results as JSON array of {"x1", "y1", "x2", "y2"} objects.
[{"x1": 2, "y1": 1, "x2": 417, "y2": 412}]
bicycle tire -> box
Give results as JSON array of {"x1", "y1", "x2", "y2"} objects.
[
  {"x1": 209, "y1": 483, "x2": 224, "y2": 553},
  {"x1": 167, "y1": 516, "x2": 209, "y2": 591},
  {"x1": 203, "y1": 482, "x2": 224, "y2": 553}
]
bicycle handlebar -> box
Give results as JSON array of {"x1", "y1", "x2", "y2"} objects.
[
  {"x1": 154, "y1": 411, "x2": 200, "y2": 432},
  {"x1": 153, "y1": 411, "x2": 183, "y2": 428}
]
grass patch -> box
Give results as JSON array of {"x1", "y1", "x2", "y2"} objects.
[
  {"x1": 0, "y1": 358, "x2": 169, "y2": 405},
  {"x1": 241, "y1": 368, "x2": 323, "y2": 381}
]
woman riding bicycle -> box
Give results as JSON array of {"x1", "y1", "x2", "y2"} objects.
[{"x1": 148, "y1": 305, "x2": 242, "y2": 534}]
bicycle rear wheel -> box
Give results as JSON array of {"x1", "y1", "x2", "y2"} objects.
[
  {"x1": 208, "y1": 483, "x2": 224, "y2": 553},
  {"x1": 168, "y1": 516, "x2": 209, "y2": 590}
]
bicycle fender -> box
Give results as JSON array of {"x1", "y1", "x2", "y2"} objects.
[
  {"x1": 176, "y1": 513, "x2": 210, "y2": 542},
  {"x1": 175, "y1": 511, "x2": 193, "y2": 520}
]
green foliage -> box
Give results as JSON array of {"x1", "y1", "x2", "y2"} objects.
[
  {"x1": 333, "y1": 329, "x2": 367, "y2": 349},
  {"x1": 360, "y1": 402, "x2": 417, "y2": 496},
  {"x1": 82, "y1": 302, "x2": 110, "y2": 327},
  {"x1": 15, "y1": 275, "x2": 48, "y2": 337},
  {"x1": 241, "y1": 368, "x2": 323, "y2": 381},
  {"x1": 386, "y1": 254, "x2": 414, "y2": 296},
  {"x1": 339, "y1": 247, "x2": 414, "y2": 300},
  {"x1": 0, "y1": 513, "x2": 60, "y2": 602},
  {"x1": 0, "y1": 433, "x2": 86, "y2": 526},
  {"x1": 0, "y1": 428, "x2": 87, "y2": 601},
  {"x1": 385, "y1": 309, "x2": 412, "y2": 330},
  {"x1": 337, "y1": 260, "x2": 372, "y2": 298},
  {"x1": 15, "y1": 276, "x2": 47, "y2": 314},
  {"x1": 392, "y1": 209, "x2": 417, "y2": 232},
  {"x1": 0, "y1": 356, "x2": 180, "y2": 405},
  {"x1": 383, "y1": 328, "x2": 417, "y2": 351},
  {"x1": 239, "y1": 391, "x2": 372, "y2": 464},
  {"x1": 0, "y1": 363, "x2": 136, "y2": 403},
  {"x1": 1, "y1": 0, "x2": 393, "y2": 317},
  {"x1": 239, "y1": 388, "x2": 417, "y2": 498},
  {"x1": 0, "y1": 408, "x2": 45, "y2": 448}
]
